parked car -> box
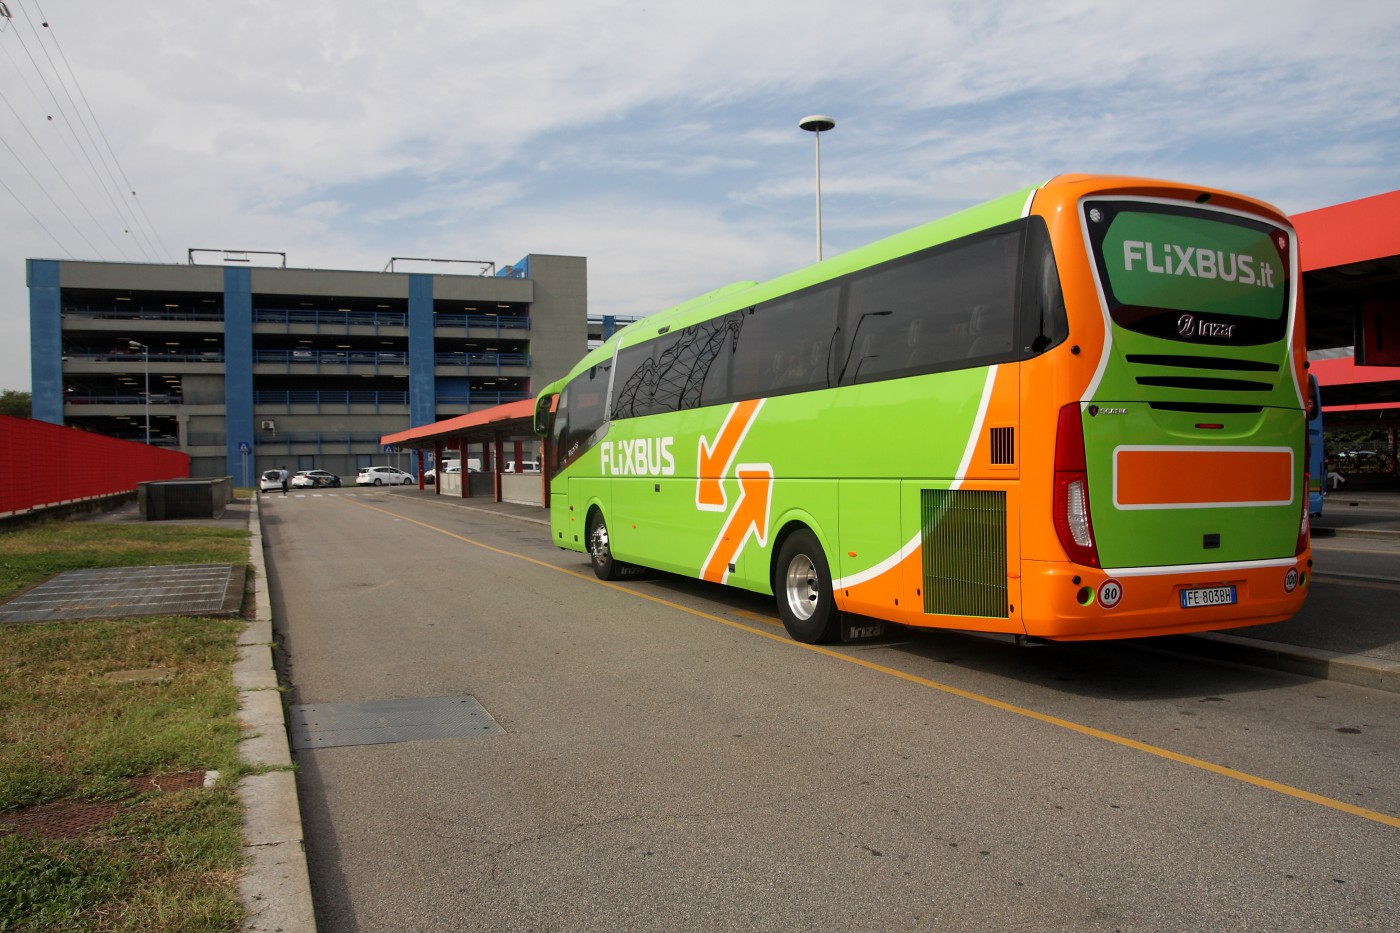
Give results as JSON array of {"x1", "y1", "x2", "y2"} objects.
[
  {"x1": 258, "y1": 469, "x2": 283, "y2": 492},
  {"x1": 503, "y1": 460, "x2": 541, "y2": 474},
  {"x1": 423, "y1": 460, "x2": 461, "y2": 484},
  {"x1": 356, "y1": 466, "x2": 414, "y2": 486},
  {"x1": 291, "y1": 470, "x2": 341, "y2": 488}
]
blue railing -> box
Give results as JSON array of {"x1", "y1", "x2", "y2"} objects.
[
  {"x1": 62, "y1": 304, "x2": 224, "y2": 322},
  {"x1": 435, "y1": 391, "x2": 530, "y2": 407},
  {"x1": 254, "y1": 308, "x2": 408, "y2": 328},
  {"x1": 433, "y1": 313, "x2": 531, "y2": 332},
  {"x1": 433, "y1": 352, "x2": 530, "y2": 368},
  {"x1": 253, "y1": 432, "x2": 392, "y2": 454},
  {"x1": 64, "y1": 392, "x2": 183, "y2": 405},
  {"x1": 255, "y1": 390, "x2": 410, "y2": 412},
  {"x1": 255, "y1": 349, "x2": 408, "y2": 366},
  {"x1": 64, "y1": 350, "x2": 225, "y2": 363}
]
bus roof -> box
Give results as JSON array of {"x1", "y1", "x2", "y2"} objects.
[
  {"x1": 542, "y1": 173, "x2": 1291, "y2": 395},
  {"x1": 542, "y1": 183, "x2": 1040, "y2": 395}
]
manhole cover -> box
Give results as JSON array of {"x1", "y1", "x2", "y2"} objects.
[{"x1": 289, "y1": 695, "x2": 504, "y2": 749}]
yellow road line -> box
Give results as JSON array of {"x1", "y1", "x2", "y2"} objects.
[{"x1": 350, "y1": 498, "x2": 1400, "y2": 831}]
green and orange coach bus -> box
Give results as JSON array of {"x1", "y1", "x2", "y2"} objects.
[{"x1": 534, "y1": 173, "x2": 1312, "y2": 643}]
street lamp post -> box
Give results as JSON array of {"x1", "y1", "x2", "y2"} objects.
[
  {"x1": 799, "y1": 114, "x2": 836, "y2": 261},
  {"x1": 129, "y1": 340, "x2": 150, "y2": 444}
]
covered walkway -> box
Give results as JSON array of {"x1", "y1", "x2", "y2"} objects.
[{"x1": 379, "y1": 398, "x2": 550, "y2": 507}]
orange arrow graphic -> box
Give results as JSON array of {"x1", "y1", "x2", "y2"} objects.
[
  {"x1": 701, "y1": 464, "x2": 773, "y2": 583},
  {"x1": 697, "y1": 398, "x2": 764, "y2": 510}
]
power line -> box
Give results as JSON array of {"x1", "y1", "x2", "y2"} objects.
[
  {"x1": 0, "y1": 84, "x2": 135, "y2": 257},
  {"x1": 2, "y1": 1, "x2": 160, "y2": 261},
  {"x1": 0, "y1": 172, "x2": 75, "y2": 258},
  {"x1": 0, "y1": 129, "x2": 105, "y2": 255},
  {"x1": 30, "y1": 0, "x2": 175, "y2": 260},
  {"x1": 14, "y1": 1, "x2": 158, "y2": 260}
]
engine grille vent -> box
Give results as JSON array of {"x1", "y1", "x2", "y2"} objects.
[{"x1": 921, "y1": 489, "x2": 1008, "y2": 619}]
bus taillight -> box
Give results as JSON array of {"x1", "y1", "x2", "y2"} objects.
[{"x1": 1054, "y1": 403, "x2": 1100, "y2": 568}]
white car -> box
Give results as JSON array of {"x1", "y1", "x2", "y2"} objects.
[
  {"x1": 258, "y1": 469, "x2": 284, "y2": 492},
  {"x1": 291, "y1": 469, "x2": 341, "y2": 488},
  {"x1": 356, "y1": 465, "x2": 414, "y2": 486},
  {"x1": 423, "y1": 460, "x2": 461, "y2": 484}
]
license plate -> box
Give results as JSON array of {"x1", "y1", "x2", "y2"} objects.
[{"x1": 1180, "y1": 585, "x2": 1237, "y2": 609}]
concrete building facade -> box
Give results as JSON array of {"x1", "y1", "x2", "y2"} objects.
[{"x1": 26, "y1": 254, "x2": 608, "y2": 481}]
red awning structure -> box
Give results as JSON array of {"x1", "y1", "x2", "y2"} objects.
[
  {"x1": 1291, "y1": 189, "x2": 1400, "y2": 416},
  {"x1": 379, "y1": 398, "x2": 548, "y2": 505},
  {"x1": 1294, "y1": 189, "x2": 1400, "y2": 273},
  {"x1": 380, "y1": 398, "x2": 536, "y2": 449}
]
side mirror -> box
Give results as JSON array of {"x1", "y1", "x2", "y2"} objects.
[{"x1": 533, "y1": 392, "x2": 556, "y2": 436}]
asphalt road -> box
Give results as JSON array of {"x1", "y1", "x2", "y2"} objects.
[{"x1": 261, "y1": 488, "x2": 1400, "y2": 933}]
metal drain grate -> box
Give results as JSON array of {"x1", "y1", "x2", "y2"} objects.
[
  {"x1": 0, "y1": 564, "x2": 245, "y2": 624},
  {"x1": 0, "y1": 772, "x2": 207, "y2": 841},
  {"x1": 288, "y1": 695, "x2": 504, "y2": 750},
  {"x1": 0, "y1": 801, "x2": 122, "y2": 840}
]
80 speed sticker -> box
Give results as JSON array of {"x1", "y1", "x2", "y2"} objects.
[{"x1": 1098, "y1": 578, "x2": 1124, "y2": 609}]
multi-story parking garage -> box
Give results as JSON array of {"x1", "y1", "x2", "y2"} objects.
[{"x1": 26, "y1": 253, "x2": 631, "y2": 480}]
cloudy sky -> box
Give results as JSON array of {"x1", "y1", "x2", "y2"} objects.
[{"x1": 2, "y1": 0, "x2": 1398, "y2": 392}]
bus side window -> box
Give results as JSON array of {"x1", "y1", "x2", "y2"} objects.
[
  {"x1": 555, "y1": 361, "x2": 611, "y2": 470},
  {"x1": 966, "y1": 303, "x2": 1012, "y2": 359},
  {"x1": 1018, "y1": 215, "x2": 1068, "y2": 356},
  {"x1": 840, "y1": 223, "x2": 1022, "y2": 384}
]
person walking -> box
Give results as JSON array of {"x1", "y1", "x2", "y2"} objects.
[{"x1": 279, "y1": 466, "x2": 289, "y2": 495}]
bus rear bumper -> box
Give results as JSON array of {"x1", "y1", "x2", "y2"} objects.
[{"x1": 1016, "y1": 555, "x2": 1311, "y2": 641}]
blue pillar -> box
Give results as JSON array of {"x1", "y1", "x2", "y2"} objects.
[
  {"x1": 224, "y1": 268, "x2": 254, "y2": 478},
  {"x1": 28, "y1": 260, "x2": 63, "y2": 425},
  {"x1": 408, "y1": 274, "x2": 435, "y2": 427}
]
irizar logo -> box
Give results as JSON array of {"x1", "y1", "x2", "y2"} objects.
[
  {"x1": 1122, "y1": 240, "x2": 1276, "y2": 289},
  {"x1": 1176, "y1": 314, "x2": 1236, "y2": 340}
]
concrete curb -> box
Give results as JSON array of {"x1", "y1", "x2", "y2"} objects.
[
  {"x1": 237, "y1": 496, "x2": 317, "y2": 932},
  {"x1": 1153, "y1": 632, "x2": 1400, "y2": 695}
]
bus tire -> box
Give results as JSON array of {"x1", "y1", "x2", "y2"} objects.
[
  {"x1": 586, "y1": 510, "x2": 622, "y2": 581},
  {"x1": 775, "y1": 529, "x2": 840, "y2": 644}
]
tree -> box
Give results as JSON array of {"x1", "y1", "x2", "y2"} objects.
[{"x1": 0, "y1": 390, "x2": 32, "y2": 419}]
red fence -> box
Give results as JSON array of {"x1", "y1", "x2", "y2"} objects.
[{"x1": 0, "y1": 416, "x2": 190, "y2": 517}]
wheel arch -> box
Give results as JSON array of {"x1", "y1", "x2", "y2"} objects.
[{"x1": 766, "y1": 509, "x2": 836, "y2": 596}]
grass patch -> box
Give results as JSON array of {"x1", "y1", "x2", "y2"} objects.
[
  {"x1": 0, "y1": 520, "x2": 251, "y2": 932},
  {"x1": 0, "y1": 523, "x2": 248, "y2": 601}
]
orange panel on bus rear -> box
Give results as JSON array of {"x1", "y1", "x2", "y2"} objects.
[{"x1": 1114, "y1": 447, "x2": 1294, "y2": 509}]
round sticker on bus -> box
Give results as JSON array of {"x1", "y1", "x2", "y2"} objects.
[
  {"x1": 1098, "y1": 579, "x2": 1124, "y2": 609},
  {"x1": 1284, "y1": 568, "x2": 1299, "y2": 592}
]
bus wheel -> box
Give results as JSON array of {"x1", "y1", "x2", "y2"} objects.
[
  {"x1": 586, "y1": 511, "x2": 620, "y2": 581},
  {"x1": 775, "y1": 529, "x2": 839, "y2": 644}
]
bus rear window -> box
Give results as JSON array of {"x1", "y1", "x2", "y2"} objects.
[{"x1": 1083, "y1": 200, "x2": 1291, "y2": 345}]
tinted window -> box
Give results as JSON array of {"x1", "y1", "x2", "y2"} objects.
[
  {"x1": 552, "y1": 359, "x2": 612, "y2": 470},
  {"x1": 607, "y1": 218, "x2": 1063, "y2": 419},
  {"x1": 614, "y1": 311, "x2": 746, "y2": 418},
  {"x1": 707, "y1": 285, "x2": 842, "y2": 402},
  {"x1": 1083, "y1": 200, "x2": 1290, "y2": 345},
  {"x1": 839, "y1": 225, "x2": 1023, "y2": 385}
]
